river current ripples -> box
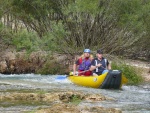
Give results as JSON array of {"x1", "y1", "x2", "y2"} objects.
[{"x1": 0, "y1": 74, "x2": 149, "y2": 113}]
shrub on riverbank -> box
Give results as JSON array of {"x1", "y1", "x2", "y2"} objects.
[
  {"x1": 36, "y1": 58, "x2": 68, "y2": 75},
  {"x1": 111, "y1": 61, "x2": 144, "y2": 85}
]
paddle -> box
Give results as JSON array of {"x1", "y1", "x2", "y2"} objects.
[{"x1": 55, "y1": 70, "x2": 89, "y2": 80}]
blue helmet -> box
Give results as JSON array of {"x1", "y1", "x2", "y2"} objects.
[{"x1": 84, "y1": 49, "x2": 91, "y2": 53}]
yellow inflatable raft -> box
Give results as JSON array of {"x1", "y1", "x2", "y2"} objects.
[{"x1": 68, "y1": 70, "x2": 128, "y2": 89}]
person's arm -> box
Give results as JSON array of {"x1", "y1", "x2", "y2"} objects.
[
  {"x1": 89, "y1": 59, "x2": 102, "y2": 71},
  {"x1": 90, "y1": 64, "x2": 102, "y2": 71},
  {"x1": 107, "y1": 63, "x2": 111, "y2": 70},
  {"x1": 107, "y1": 60, "x2": 111, "y2": 70},
  {"x1": 73, "y1": 63, "x2": 77, "y2": 74}
]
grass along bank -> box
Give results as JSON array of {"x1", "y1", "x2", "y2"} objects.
[{"x1": 111, "y1": 60, "x2": 148, "y2": 85}]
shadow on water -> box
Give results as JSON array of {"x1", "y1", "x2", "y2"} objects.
[{"x1": 0, "y1": 74, "x2": 150, "y2": 113}]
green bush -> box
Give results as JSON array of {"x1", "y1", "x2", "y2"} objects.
[
  {"x1": 111, "y1": 61, "x2": 144, "y2": 85},
  {"x1": 70, "y1": 95, "x2": 82, "y2": 105},
  {"x1": 39, "y1": 32, "x2": 58, "y2": 52},
  {"x1": 0, "y1": 23, "x2": 13, "y2": 45},
  {"x1": 36, "y1": 59, "x2": 67, "y2": 75},
  {"x1": 12, "y1": 29, "x2": 40, "y2": 52}
]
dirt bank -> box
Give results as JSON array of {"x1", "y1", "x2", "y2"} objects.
[{"x1": 125, "y1": 59, "x2": 150, "y2": 82}]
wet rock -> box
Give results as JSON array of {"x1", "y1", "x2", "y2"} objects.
[
  {"x1": 59, "y1": 92, "x2": 84, "y2": 103},
  {"x1": 82, "y1": 106, "x2": 122, "y2": 113},
  {"x1": 0, "y1": 91, "x2": 121, "y2": 113},
  {"x1": 4, "y1": 51, "x2": 16, "y2": 61},
  {"x1": 85, "y1": 94, "x2": 108, "y2": 101},
  {"x1": 0, "y1": 61, "x2": 7, "y2": 73},
  {"x1": 36, "y1": 104, "x2": 122, "y2": 113},
  {"x1": 0, "y1": 91, "x2": 110, "y2": 103},
  {"x1": 35, "y1": 103, "x2": 80, "y2": 113}
]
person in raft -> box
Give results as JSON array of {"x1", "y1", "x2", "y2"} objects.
[
  {"x1": 89, "y1": 49, "x2": 111, "y2": 76},
  {"x1": 73, "y1": 49, "x2": 93, "y2": 76}
]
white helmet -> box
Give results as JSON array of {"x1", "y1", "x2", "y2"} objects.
[{"x1": 84, "y1": 49, "x2": 91, "y2": 53}]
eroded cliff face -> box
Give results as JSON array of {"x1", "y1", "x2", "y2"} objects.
[
  {"x1": 0, "y1": 50, "x2": 45, "y2": 74},
  {"x1": 0, "y1": 50, "x2": 73, "y2": 74}
]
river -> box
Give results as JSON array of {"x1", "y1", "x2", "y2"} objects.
[{"x1": 0, "y1": 74, "x2": 150, "y2": 113}]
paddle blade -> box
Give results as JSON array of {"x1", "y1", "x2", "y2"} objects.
[{"x1": 55, "y1": 75, "x2": 67, "y2": 80}]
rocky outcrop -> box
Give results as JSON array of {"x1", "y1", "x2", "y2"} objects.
[
  {"x1": 0, "y1": 91, "x2": 111, "y2": 102},
  {"x1": 0, "y1": 50, "x2": 73, "y2": 74},
  {"x1": 36, "y1": 103, "x2": 122, "y2": 113},
  {"x1": 0, "y1": 51, "x2": 42, "y2": 74},
  {"x1": 0, "y1": 91, "x2": 121, "y2": 113}
]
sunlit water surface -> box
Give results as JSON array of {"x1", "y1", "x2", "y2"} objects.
[{"x1": 0, "y1": 74, "x2": 149, "y2": 113}]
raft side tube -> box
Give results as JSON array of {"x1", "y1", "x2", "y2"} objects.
[{"x1": 100, "y1": 70, "x2": 122, "y2": 89}]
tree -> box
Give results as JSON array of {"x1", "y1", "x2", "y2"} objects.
[{"x1": 0, "y1": 0, "x2": 149, "y2": 59}]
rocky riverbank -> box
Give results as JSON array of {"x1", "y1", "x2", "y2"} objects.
[
  {"x1": 0, "y1": 50, "x2": 73, "y2": 74},
  {"x1": 125, "y1": 59, "x2": 150, "y2": 82},
  {"x1": 0, "y1": 50, "x2": 149, "y2": 81},
  {"x1": 0, "y1": 89, "x2": 121, "y2": 113},
  {"x1": 0, "y1": 49, "x2": 149, "y2": 113}
]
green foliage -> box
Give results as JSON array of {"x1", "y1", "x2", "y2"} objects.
[
  {"x1": 51, "y1": 22, "x2": 71, "y2": 51},
  {"x1": 52, "y1": 22, "x2": 68, "y2": 38},
  {"x1": 0, "y1": 0, "x2": 150, "y2": 57},
  {"x1": 0, "y1": 0, "x2": 12, "y2": 18},
  {"x1": 39, "y1": 32, "x2": 57, "y2": 51},
  {"x1": 12, "y1": 30, "x2": 40, "y2": 52},
  {"x1": 35, "y1": 90, "x2": 48, "y2": 95},
  {"x1": 24, "y1": 111, "x2": 36, "y2": 113},
  {"x1": 0, "y1": 22, "x2": 13, "y2": 45},
  {"x1": 12, "y1": 0, "x2": 50, "y2": 15},
  {"x1": 36, "y1": 58, "x2": 67, "y2": 75},
  {"x1": 70, "y1": 95, "x2": 82, "y2": 105},
  {"x1": 111, "y1": 61, "x2": 144, "y2": 85},
  {"x1": 109, "y1": 0, "x2": 149, "y2": 33},
  {"x1": 64, "y1": 0, "x2": 99, "y2": 15}
]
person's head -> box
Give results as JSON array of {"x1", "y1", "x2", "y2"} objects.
[
  {"x1": 96, "y1": 49, "x2": 103, "y2": 59},
  {"x1": 83, "y1": 49, "x2": 91, "y2": 58}
]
